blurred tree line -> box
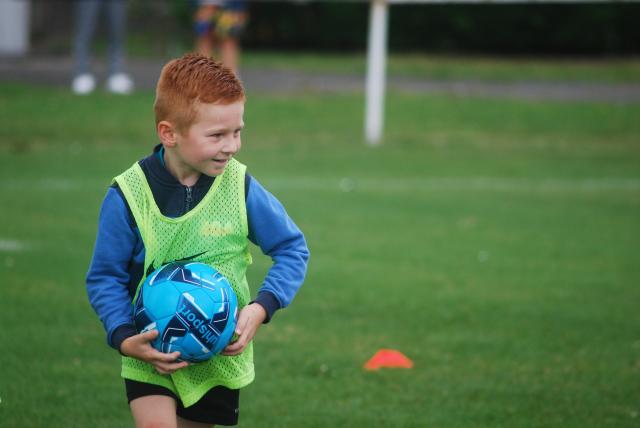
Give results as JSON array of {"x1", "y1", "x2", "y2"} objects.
[
  {"x1": 173, "y1": 0, "x2": 640, "y2": 54},
  {"x1": 30, "y1": 1, "x2": 639, "y2": 55}
]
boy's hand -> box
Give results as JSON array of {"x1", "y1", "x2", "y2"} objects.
[
  {"x1": 120, "y1": 330, "x2": 189, "y2": 375},
  {"x1": 221, "y1": 303, "x2": 267, "y2": 356}
]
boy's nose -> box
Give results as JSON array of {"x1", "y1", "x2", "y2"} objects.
[{"x1": 222, "y1": 136, "x2": 241, "y2": 154}]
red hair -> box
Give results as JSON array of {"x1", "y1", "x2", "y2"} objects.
[{"x1": 154, "y1": 53, "x2": 245, "y2": 133}]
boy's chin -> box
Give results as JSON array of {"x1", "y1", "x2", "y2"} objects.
[
  {"x1": 206, "y1": 159, "x2": 230, "y2": 176},
  {"x1": 203, "y1": 166, "x2": 227, "y2": 177}
]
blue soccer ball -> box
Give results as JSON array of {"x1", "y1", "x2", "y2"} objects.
[{"x1": 133, "y1": 261, "x2": 238, "y2": 363}]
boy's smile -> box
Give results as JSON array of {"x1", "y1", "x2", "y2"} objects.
[{"x1": 161, "y1": 101, "x2": 244, "y2": 187}]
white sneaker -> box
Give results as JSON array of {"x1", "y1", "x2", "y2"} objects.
[
  {"x1": 106, "y1": 73, "x2": 134, "y2": 95},
  {"x1": 71, "y1": 73, "x2": 96, "y2": 95}
]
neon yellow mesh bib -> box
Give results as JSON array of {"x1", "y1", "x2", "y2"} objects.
[{"x1": 113, "y1": 158, "x2": 254, "y2": 407}]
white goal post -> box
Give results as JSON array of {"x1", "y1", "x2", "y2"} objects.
[{"x1": 363, "y1": 0, "x2": 635, "y2": 145}]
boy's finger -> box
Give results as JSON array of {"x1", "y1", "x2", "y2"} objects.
[
  {"x1": 221, "y1": 340, "x2": 244, "y2": 355},
  {"x1": 141, "y1": 329, "x2": 159, "y2": 341},
  {"x1": 155, "y1": 360, "x2": 189, "y2": 373},
  {"x1": 235, "y1": 316, "x2": 250, "y2": 336},
  {"x1": 147, "y1": 349, "x2": 180, "y2": 363},
  {"x1": 165, "y1": 361, "x2": 189, "y2": 370},
  {"x1": 157, "y1": 351, "x2": 181, "y2": 362}
]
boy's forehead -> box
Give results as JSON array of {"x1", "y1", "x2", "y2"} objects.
[{"x1": 193, "y1": 100, "x2": 245, "y2": 123}]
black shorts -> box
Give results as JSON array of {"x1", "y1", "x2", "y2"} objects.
[{"x1": 125, "y1": 379, "x2": 240, "y2": 426}]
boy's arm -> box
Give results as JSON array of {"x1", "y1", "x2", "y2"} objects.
[
  {"x1": 245, "y1": 175, "x2": 310, "y2": 321},
  {"x1": 86, "y1": 187, "x2": 139, "y2": 351},
  {"x1": 86, "y1": 190, "x2": 189, "y2": 372},
  {"x1": 222, "y1": 175, "x2": 309, "y2": 355}
]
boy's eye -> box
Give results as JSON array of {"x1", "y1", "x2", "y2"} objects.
[{"x1": 209, "y1": 133, "x2": 223, "y2": 139}]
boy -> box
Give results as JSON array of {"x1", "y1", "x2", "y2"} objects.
[{"x1": 86, "y1": 53, "x2": 309, "y2": 427}]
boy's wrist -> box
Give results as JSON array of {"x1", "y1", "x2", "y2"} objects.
[
  {"x1": 250, "y1": 291, "x2": 280, "y2": 324},
  {"x1": 111, "y1": 324, "x2": 138, "y2": 355}
]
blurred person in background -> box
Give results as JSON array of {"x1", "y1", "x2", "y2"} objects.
[
  {"x1": 71, "y1": 0, "x2": 134, "y2": 95},
  {"x1": 193, "y1": 0, "x2": 248, "y2": 73}
]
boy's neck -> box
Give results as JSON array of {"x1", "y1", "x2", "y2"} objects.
[{"x1": 163, "y1": 148, "x2": 201, "y2": 187}]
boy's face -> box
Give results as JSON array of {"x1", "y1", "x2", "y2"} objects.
[{"x1": 169, "y1": 100, "x2": 244, "y2": 180}]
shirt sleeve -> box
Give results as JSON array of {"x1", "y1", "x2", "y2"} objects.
[
  {"x1": 85, "y1": 187, "x2": 139, "y2": 350},
  {"x1": 246, "y1": 175, "x2": 310, "y2": 322}
]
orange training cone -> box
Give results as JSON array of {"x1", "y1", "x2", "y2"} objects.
[{"x1": 364, "y1": 349, "x2": 414, "y2": 371}]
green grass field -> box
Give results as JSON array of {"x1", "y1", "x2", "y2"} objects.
[
  {"x1": 0, "y1": 74, "x2": 639, "y2": 427},
  {"x1": 241, "y1": 51, "x2": 640, "y2": 83}
]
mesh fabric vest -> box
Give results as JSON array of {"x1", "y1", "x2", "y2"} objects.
[{"x1": 113, "y1": 158, "x2": 254, "y2": 407}]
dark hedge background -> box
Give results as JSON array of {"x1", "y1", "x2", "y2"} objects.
[{"x1": 29, "y1": 1, "x2": 640, "y2": 55}]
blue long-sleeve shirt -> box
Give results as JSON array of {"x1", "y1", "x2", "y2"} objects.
[{"x1": 86, "y1": 146, "x2": 309, "y2": 351}]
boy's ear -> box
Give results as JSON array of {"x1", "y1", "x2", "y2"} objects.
[{"x1": 157, "y1": 120, "x2": 177, "y2": 147}]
